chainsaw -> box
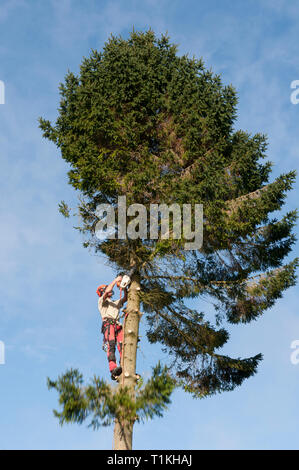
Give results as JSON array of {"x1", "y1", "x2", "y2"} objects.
[{"x1": 119, "y1": 266, "x2": 136, "y2": 289}]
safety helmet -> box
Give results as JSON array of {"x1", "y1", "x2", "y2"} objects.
[{"x1": 96, "y1": 284, "x2": 107, "y2": 297}]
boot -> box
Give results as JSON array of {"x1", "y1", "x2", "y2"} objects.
[{"x1": 111, "y1": 366, "x2": 122, "y2": 380}]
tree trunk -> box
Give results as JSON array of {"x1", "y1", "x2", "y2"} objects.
[{"x1": 113, "y1": 274, "x2": 141, "y2": 450}]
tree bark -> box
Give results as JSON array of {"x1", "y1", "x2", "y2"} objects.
[{"x1": 113, "y1": 273, "x2": 141, "y2": 450}]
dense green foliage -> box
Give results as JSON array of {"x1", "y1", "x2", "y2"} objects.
[
  {"x1": 48, "y1": 363, "x2": 175, "y2": 427},
  {"x1": 41, "y1": 30, "x2": 298, "y2": 425}
]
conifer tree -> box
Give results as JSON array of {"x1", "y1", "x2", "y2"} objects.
[{"x1": 40, "y1": 30, "x2": 298, "y2": 450}]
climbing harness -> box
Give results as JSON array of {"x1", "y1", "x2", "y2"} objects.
[{"x1": 101, "y1": 318, "x2": 121, "y2": 351}]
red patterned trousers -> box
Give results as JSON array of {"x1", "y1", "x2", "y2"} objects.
[{"x1": 101, "y1": 319, "x2": 123, "y2": 372}]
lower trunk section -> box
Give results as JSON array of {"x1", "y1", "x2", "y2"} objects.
[{"x1": 113, "y1": 418, "x2": 133, "y2": 450}]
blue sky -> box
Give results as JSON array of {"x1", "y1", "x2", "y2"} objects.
[{"x1": 0, "y1": 0, "x2": 299, "y2": 450}]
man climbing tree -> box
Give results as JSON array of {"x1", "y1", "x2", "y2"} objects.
[
  {"x1": 40, "y1": 30, "x2": 298, "y2": 450},
  {"x1": 97, "y1": 275, "x2": 127, "y2": 380}
]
